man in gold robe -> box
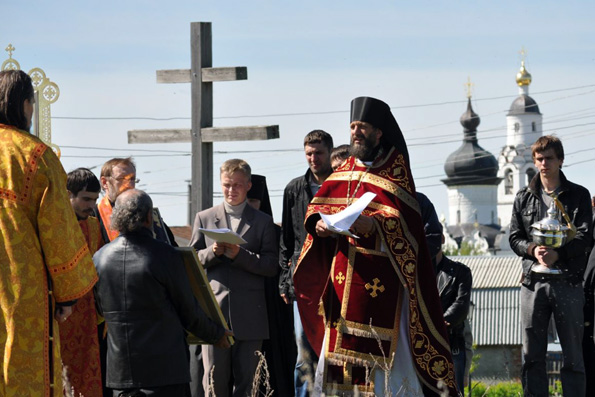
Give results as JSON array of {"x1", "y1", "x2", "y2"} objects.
[
  {"x1": 60, "y1": 167, "x2": 104, "y2": 396},
  {"x1": 294, "y1": 97, "x2": 458, "y2": 396},
  {"x1": 0, "y1": 70, "x2": 98, "y2": 396}
]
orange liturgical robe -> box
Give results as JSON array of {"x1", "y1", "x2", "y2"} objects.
[
  {"x1": 59, "y1": 216, "x2": 104, "y2": 396},
  {"x1": 0, "y1": 124, "x2": 98, "y2": 397}
]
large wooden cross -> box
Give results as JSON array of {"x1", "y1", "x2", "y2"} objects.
[{"x1": 128, "y1": 22, "x2": 279, "y2": 222}]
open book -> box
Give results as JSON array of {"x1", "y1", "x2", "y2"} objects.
[{"x1": 319, "y1": 192, "x2": 376, "y2": 239}]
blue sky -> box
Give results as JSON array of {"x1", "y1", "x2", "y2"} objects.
[{"x1": 2, "y1": 1, "x2": 594, "y2": 225}]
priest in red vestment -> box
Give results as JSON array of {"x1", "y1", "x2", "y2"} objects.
[
  {"x1": 61, "y1": 168, "x2": 104, "y2": 396},
  {"x1": 294, "y1": 97, "x2": 459, "y2": 396}
]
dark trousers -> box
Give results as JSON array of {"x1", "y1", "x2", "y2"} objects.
[
  {"x1": 450, "y1": 336, "x2": 466, "y2": 393},
  {"x1": 202, "y1": 339, "x2": 262, "y2": 397},
  {"x1": 521, "y1": 278, "x2": 585, "y2": 397},
  {"x1": 293, "y1": 300, "x2": 318, "y2": 397},
  {"x1": 112, "y1": 383, "x2": 190, "y2": 396}
]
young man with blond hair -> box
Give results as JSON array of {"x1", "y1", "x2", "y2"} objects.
[{"x1": 190, "y1": 159, "x2": 278, "y2": 397}]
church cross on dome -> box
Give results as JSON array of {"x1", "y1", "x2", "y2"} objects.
[
  {"x1": 519, "y1": 46, "x2": 528, "y2": 64},
  {"x1": 464, "y1": 76, "x2": 475, "y2": 99},
  {"x1": 5, "y1": 44, "x2": 15, "y2": 58}
]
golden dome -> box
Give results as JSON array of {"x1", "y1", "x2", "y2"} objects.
[{"x1": 516, "y1": 60, "x2": 532, "y2": 86}]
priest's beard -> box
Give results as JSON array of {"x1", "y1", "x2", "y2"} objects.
[{"x1": 350, "y1": 130, "x2": 381, "y2": 162}]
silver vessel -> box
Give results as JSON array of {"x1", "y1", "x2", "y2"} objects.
[{"x1": 530, "y1": 201, "x2": 573, "y2": 274}]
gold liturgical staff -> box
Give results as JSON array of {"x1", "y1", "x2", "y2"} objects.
[{"x1": 2, "y1": 43, "x2": 61, "y2": 157}]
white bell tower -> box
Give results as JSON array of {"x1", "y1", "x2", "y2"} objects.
[{"x1": 497, "y1": 51, "x2": 542, "y2": 227}]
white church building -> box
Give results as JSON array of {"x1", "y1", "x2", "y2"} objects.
[{"x1": 442, "y1": 59, "x2": 542, "y2": 254}]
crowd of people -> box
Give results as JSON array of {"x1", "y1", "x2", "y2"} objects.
[{"x1": 1, "y1": 67, "x2": 594, "y2": 397}]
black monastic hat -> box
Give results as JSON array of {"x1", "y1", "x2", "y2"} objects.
[
  {"x1": 350, "y1": 96, "x2": 409, "y2": 162},
  {"x1": 247, "y1": 174, "x2": 273, "y2": 218}
]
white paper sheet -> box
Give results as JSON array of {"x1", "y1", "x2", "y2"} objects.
[
  {"x1": 319, "y1": 192, "x2": 377, "y2": 239},
  {"x1": 198, "y1": 228, "x2": 247, "y2": 245}
]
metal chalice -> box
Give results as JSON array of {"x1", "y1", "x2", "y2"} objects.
[{"x1": 529, "y1": 201, "x2": 573, "y2": 275}]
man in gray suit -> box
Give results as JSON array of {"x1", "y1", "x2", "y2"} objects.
[{"x1": 190, "y1": 159, "x2": 278, "y2": 397}]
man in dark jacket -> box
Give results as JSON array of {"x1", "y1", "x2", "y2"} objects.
[
  {"x1": 279, "y1": 130, "x2": 333, "y2": 397},
  {"x1": 93, "y1": 189, "x2": 231, "y2": 396},
  {"x1": 509, "y1": 135, "x2": 592, "y2": 397},
  {"x1": 435, "y1": 246, "x2": 472, "y2": 392},
  {"x1": 418, "y1": 191, "x2": 472, "y2": 392}
]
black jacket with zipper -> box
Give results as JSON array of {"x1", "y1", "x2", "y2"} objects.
[
  {"x1": 279, "y1": 169, "x2": 315, "y2": 300},
  {"x1": 93, "y1": 228, "x2": 224, "y2": 388},
  {"x1": 437, "y1": 256, "x2": 472, "y2": 340},
  {"x1": 509, "y1": 171, "x2": 592, "y2": 286}
]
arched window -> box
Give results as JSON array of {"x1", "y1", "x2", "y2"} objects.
[
  {"x1": 505, "y1": 169, "x2": 513, "y2": 195},
  {"x1": 514, "y1": 123, "x2": 520, "y2": 133},
  {"x1": 456, "y1": 210, "x2": 461, "y2": 225},
  {"x1": 532, "y1": 121, "x2": 536, "y2": 132},
  {"x1": 526, "y1": 168, "x2": 536, "y2": 185}
]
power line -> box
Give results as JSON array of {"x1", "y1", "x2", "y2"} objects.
[
  {"x1": 51, "y1": 83, "x2": 595, "y2": 121},
  {"x1": 61, "y1": 154, "x2": 190, "y2": 158},
  {"x1": 61, "y1": 145, "x2": 189, "y2": 154}
]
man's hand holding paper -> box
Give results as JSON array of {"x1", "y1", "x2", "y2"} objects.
[
  {"x1": 199, "y1": 228, "x2": 247, "y2": 245},
  {"x1": 317, "y1": 192, "x2": 377, "y2": 238}
]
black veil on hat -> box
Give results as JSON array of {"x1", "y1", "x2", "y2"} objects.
[
  {"x1": 247, "y1": 174, "x2": 273, "y2": 217},
  {"x1": 350, "y1": 96, "x2": 409, "y2": 163}
]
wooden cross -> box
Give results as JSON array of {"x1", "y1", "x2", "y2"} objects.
[{"x1": 127, "y1": 22, "x2": 279, "y2": 221}]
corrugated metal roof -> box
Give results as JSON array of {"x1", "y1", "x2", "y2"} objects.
[
  {"x1": 448, "y1": 255, "x2": 523, "y2": 346},
  {"x1": 451, "y1": 255, "x2": 522, "y2": 289},
  {"x1": 470, "y1": 288, "x2": 521, "y2": 345}
]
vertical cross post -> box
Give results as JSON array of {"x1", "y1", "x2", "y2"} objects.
[
  {"x1": 128, "y1": 22, "x2": 279, "y2": 224},
  {"x1": 191, "y1": 22, "x2": 213, "y2": 218}
]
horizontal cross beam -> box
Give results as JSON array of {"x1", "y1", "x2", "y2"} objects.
[
  {"x1": 128, "y1": 125, "x2": 279, "y2": 144},
  {"x1": 156, "y1": 67, "x2": 248, "y2": 84}
]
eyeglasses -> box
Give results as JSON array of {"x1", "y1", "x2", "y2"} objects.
[{"x1": 110, "y1": 175, "x2": 140, "y2": 184}]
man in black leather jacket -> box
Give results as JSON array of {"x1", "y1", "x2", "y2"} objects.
[
  {"x1": 93, "y1": 189, "x2": 231, "y2": 396},
  {"x1": 435, "y1": 247, "x2": 472, "y2": 393},
  {"x1": 279, "y1": 130, "x2": 333, "y2": 397},
  {"x1": 418, "y1": 191, "x2": 472, "y2": 393},
  {"x1": 509, "y1": 135, "x2": 591, "y2": 397}
]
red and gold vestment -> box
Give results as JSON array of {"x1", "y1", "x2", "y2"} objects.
[
  {"x1": 294, "y1": 147, "x2": 458, "y2": 396},
  {"x1": 59, "y1": 216, "x2": 104, "y2": 396}
]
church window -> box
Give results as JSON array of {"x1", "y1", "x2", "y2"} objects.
[
  {"x1": 505, "y1": 169, "x2": 513, "y2": 195},
  {"x1": 514, "y1": 123, "x2": 520, "y2": 133},
  {"x1": 456, "y1": 210, "x2": 461, "y2": 225},
  {"x1": 532, "y1": 121, "x2": 536, "y2": 132}
]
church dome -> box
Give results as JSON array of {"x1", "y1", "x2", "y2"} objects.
[
  {"x1": 516, "y1": 61, "x2": 532, "y2": 86},
  {"x1": 460, "y1": 97, "x2": 480, "y2": 132},
  {"x1": 442, "y1": 98, "x2": 500, "y2": 186},
  {"x1": 508, "y1": 94, "x2": 540, "y2": 115}
]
